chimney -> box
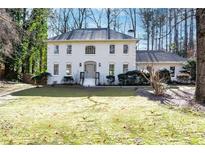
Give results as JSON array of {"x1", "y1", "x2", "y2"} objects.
[{"x1": 128, "y1": 29, "x2": 135, "y2": 38}]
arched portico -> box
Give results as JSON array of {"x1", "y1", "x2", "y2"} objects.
[{"x1": 84, "y1": 61, "x2": 97, "y2": 78}]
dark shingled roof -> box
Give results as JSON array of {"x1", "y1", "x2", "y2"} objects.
[
  {"x1": 49, "y1": 28, "x2": 135, "y2": 40},
  {"x1": 136, "y1": 50, "x2": 187, "y2": 63}
]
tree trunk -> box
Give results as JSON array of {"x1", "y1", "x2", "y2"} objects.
[
  {"x1": 184, "y1": 9, "x2": 188, "y2": 57},
  {"x1": 165, "y1": 12, "x2": 168, "y2": 52},
  {"x1": 174, "y1": 9, "x2": 179, "y2": 54},
  {"x1": 195, "y1": 8, "x2": 205, "y2": 104},
  {"x1": 158, "y1": 23, "x2": 161, "y2": 50},
  {"x1": 39, "y1": 49, "x2": 42, "y2": 72},
  {"x1": 107, "y1": 8, "x2": 111, "y2": 39},
  {"x1": 155, "y1": 27, "x2": 158, "y2": 50},
  {"x1": 147, "y1": 24, "x2": 150, "y2": 50},
  {"x1": 161, "y1": 26, "x2": 164, "y2": 50},
  {"x1": 169, "y1": 9, "x2": 172, "y2": 52},
  {"x1": 151, "y1": 24, "x2": 155, "y2": 50},
  {"x1": 189, "y1": 9, "x2": 194, "y2": 52}
]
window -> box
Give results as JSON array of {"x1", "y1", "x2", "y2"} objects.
[
  {"x1": 85, "y1": 46, "x2": 95, "y2": 54},
  {"x1": 109, "y1": 64, "x2": 115, "y2": 76},
  {"x1": 123, "y1": 45, "x2": 128, "y2": 54},
  {"x1": 109, "y1": 45, "x2": 115, "y2": 54},
  {"x1": 170, "y1": 66, "x2": 175, "y2": 77},
  {"x1": 123, "y1": 64, "x2": 129, "y2": 73},
  {"x1": 53, "y1": 64, "x2": 59, "y2": 75},
  {"x1": 67, "y1": 45, "x2": 72, "y2": 54},
  {"x1": 54, "y1": 45, "x2": 59, "y2": 54},
  {"x1": 66, "y1": 64, "x2": 72, "y2": 75}
]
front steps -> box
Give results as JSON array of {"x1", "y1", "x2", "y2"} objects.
[{"x1": 83, "y1": 78, "x2": 96, "y2": 87}]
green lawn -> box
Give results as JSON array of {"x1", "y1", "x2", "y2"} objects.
[{"x1": 0, "y1": 86, "x2": 205, "y2": 144}]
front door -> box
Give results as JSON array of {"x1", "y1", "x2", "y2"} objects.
[{"x1": 85, "y1": 63, "x2": 96, "y2": 78}]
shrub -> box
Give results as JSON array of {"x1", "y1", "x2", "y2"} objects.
[
  {"x1": 182, "y1": 59, "x2": 196, "y2": 81},
  {"x1": 106, "y1": 75, "x2": 115, "y2": 85},
  {"x1": 158, "y1": 69, "x2": 171, "y2": 83},
  {"x1": 118, "y1": 70, "x2": 150, "y2": 86},
  {"x1": 118, "y1": 73, "x2": 128, "y2": 85},
  {"x1": 31, "y1": 72, "x2": 51, "y2": 87},
  {"x1": 5, "y1": 71, "x2": 20, "y2": 82},
  {"x1": 177, "y1": 73, "x2": 190, "y2": 84},
  {"x1": 63, "y1": 76, "x2": 74, "y2": 84}
]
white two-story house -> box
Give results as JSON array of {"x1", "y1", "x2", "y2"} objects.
[
  {"x1": 47, "y1": 28, "x2": 137, "y2": 86},
  {"x1": 47, "y1": 28, "x2": 187, "y2": 86}
]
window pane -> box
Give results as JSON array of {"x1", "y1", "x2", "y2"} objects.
[
  {"x1": 54, "y1": 45, "x2": 59, "y2": 54},
  {"x1": 110, "y1": 45, "x2": 115, "y2": 54},
  {"x1": 123, "y1": 45, "x2": 128, "y2": 54},
  {"x1": 66, "y1": 64, "x2": 72, "y2": 75},
  {"x1": 67, "y1": 45, "x2": 72, "y2": 54},
  {"x1": 54, "y1": 64, "x2": 59, "y2": 75},
  {"x1": 123, "y1": 64, "x2": 128, "y2": 73},
  {"x1": 109, "y1": 64, "x2": 115, "y2": 75},
  {"x1": 85, "y1": 46, "x2": 95, "y2": 54}
]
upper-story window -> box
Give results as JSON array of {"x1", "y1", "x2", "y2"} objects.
[
  {"x1": 109, "y1": 45, "x2": 115, "y2": 54},
  {"x1": 54, "y1": 45, "x2": 59, "y2": 54},
  {"x1": 85, "y1": 46, "x2": 95, "y2": 54},
  {"x1": 67, "y1": 45, "x2": 72, "y2": 54},
  {"x1": 123, "y1": 45, "x2": 128, "y2": 54}
]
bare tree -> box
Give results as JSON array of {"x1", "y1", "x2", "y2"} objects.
[
  {"x1": 106, "y1": 8, "x2": 111, "y2": 39},
  {"x1": 189, "y1": 8, "x2": 195, "y2": 53},
  {"x1": 174, "y1": 9, "x2": 179, "y2": 53},
  {"x1": 183, "y1": 8, "x2": 188, "y2": 57},
  {"x1": 125, "y1": 8, "x2": 137, "y2": 38},
  {"x1": 150, "y1": 9, "x2": 156, "y2": 50},
  {"x1": 49, "y1": 9, "x2": 71, "y2": 36},
  {"x1": 71, "y1": 8, "x2": 87, "y2": 29},
  {"x1": 88, "y1": 9, "x2": 103, "y2": 28},
  {"x1": 168, "y1": 9, "x2": 173, "y2": 52},
  {"x1": 165, "y1": 9, "x2": 169, "y2": 51},
  {"x1": 139, "y1": 8, "x2": 153, "y2": 50}
]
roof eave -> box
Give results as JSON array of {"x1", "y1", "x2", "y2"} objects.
[
  {"x1": 46, "y1": 39, "x2": 138, "y2": 43},
  {"x1": 136, "y1": 61, "x2": 186, "y2": 64}
]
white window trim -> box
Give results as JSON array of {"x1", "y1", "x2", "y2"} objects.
[
  {"x1": 109, "y1": 44, "x2": 115, "y2": 54},
  {"x1": 123, "y1": 44, "x2": 129, "y2": 55},
  {"x1": 53, "y1": 63, "x2": 60, "y2": 76},
  {"x1": 109, "y1": 62, "x2": 115, "y2": 76},
  {"x1": 54, "y1": 45, "x2": 60, "y2": 55},
  {"x1": 66, "y1": 45, "x2": 72, "y2": 55},
  {"x1": 66, "y1": 63, "x2": 72, "y2": 76},
  {"x1": 123, "y1": 63, "x2": 129, "y2": 73},
  {"x1": 85, "y1": 45, "x2": 96, "y2": 54}
]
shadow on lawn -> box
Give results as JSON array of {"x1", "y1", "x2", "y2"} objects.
[
  {"x1": 136, "y1": 88, "x2": 172, "y2": 105},
  {"x1": 136, "y1": 87, "x2": 205, "y2": 116},
  {"x1": 11, "y1": 86, "x2": 136, "y2": 97},
  {"x1": 136, "y1": 86, "x2": 195, "y2": 106}
]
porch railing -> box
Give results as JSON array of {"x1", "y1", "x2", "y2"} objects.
[
  {"x1": 80, "y1": 72, "x2": 85, "y2": 85},
  {"x1": 95, "y1": 72, "x2": 100, "y2": 85}
]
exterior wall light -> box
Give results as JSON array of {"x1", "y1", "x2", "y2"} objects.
[
  {"x1": 99, "y1": 63, "x2": 101, "y2": 67},
  {"x1": 79, "y1": 63, "x2": 82, "y2": 67}
]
